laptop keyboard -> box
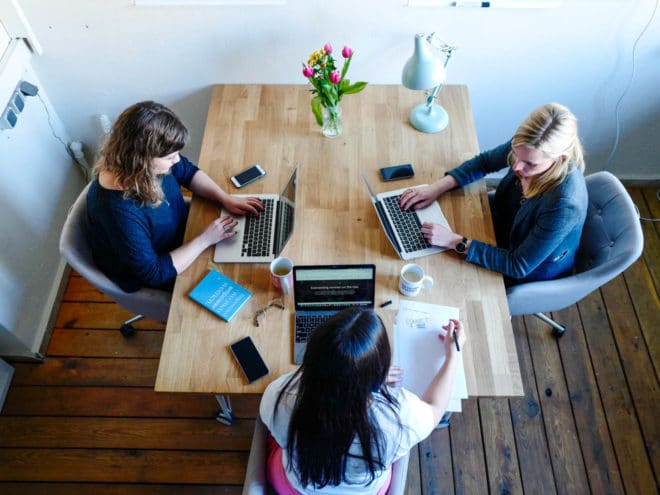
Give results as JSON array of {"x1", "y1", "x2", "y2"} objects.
[
  {"x1": 242, "y1": 199, "x2": 274, "y2": 257},
  {"x1": 295, "y1": 313, "x2": 334, "y2": 344},
  {"x1": 382, "y1": 195, "x2": 432, "y2": 253}
]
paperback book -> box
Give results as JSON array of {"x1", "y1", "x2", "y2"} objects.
[{"x1": 189, "y1": 269, "x2": 252, "y2": 322}]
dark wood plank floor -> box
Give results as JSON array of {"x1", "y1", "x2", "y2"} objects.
[{"x1": 1, "y1": 186, "x2": 658, "y2": 494}]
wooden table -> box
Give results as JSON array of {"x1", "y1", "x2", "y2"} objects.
[{"x1": 155, "y1": 84, "x2": 523, "y2": 399}]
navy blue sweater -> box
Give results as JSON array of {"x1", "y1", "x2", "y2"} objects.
[
  {"x1": 448, "y1": 142, "x2": 587, "y2": 284},
  {"x1": 86, "y1": 156, "x2": 199, "y2": 292}
]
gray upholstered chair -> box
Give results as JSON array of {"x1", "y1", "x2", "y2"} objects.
[
  {"x1": 59, "y1": 183, "x2": 171, "y2": 336},
  {"x1": 242, "y1": 417, "x2": 410, "y2": 495},
  {"x1": 506, "y1": 171, "x2": 643, "y2": 337}
]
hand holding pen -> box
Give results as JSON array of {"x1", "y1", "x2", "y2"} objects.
[{"x1": 441, "y1": 319, "x2": 465, "y2": 354}]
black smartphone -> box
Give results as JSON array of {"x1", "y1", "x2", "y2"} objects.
[
  {"x1": 380, "y1": 163, "x2": 414, "y2": 181},
  {"x1": 229, "y1": 336, "x2": 269, "y2": 384},
  {"x1": 231, "y1": 164, "x2": 266, "y2": 188}
]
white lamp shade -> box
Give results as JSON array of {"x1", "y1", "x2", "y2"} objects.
[{"x1": 401, "y1": 34, "x2": 446, "y2": 90}]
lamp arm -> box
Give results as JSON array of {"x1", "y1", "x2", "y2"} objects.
[{"x1": 426, "y1": 85, "x2": 442, "y2": 107}]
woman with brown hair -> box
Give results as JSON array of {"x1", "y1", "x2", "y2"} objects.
[{"x1": 86, "y1": 100, "x2": 263, "y2": 292}]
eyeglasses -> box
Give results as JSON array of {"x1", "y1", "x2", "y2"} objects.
[{"x1": 253, "y1": 298, "x2": 285, "y2": 327}]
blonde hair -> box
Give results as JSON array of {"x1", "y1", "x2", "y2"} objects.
[
  {"x1": 93, "y1": 101, "x2": 188, "y2": 206},
  {"x1": 508, "y1": 103, "x2": 585, "y2": 198}
]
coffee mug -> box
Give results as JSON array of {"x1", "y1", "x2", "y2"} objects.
[
  {"x1": 399, "y1": 263, "x2": 434, "y2": 297},
  {"x1": 270, "y1": 256, "x2": 293, "y2": 294}
]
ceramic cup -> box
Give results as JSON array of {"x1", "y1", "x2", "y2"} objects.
[
  {"x1": 398, "y1": 263, "x2": 434, "y2": 297},
  {"x1": 270, "y1": 256, "x2": 293, "y2": 294}
]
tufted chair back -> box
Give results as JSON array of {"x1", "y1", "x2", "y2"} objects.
[{"x1": 506, "y1": 171, "x2": 644, "y2": 331}]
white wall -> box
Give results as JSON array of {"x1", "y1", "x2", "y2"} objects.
[
  {"x1": 18, "y1": 0, "x2": 660, "y2": 180},
  {"x1": 0, "y1": 38, "x2": 85, "y2": 356}
]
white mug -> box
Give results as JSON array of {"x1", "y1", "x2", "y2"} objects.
[
  {"x1": 399, "y1": 263, "x2": 434, "y2": 297},
  {"x1": 270, "y1": 256, "x2": 293, "y2": 294}
]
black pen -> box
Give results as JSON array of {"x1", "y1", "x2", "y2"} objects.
[
  {"x1": 380, "y1": 300, "x2": 392, "y2": 308},
  {"x1": 453, "y1": 329, "x2": 460, "y2": 352}
]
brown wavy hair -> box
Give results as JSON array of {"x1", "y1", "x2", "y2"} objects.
[
  {"x1": 93, "y1": 101, "x2": 188, "y2": 206},
  {"x1": 509, "y1": 102, "x2": 585, "y2": 198}
]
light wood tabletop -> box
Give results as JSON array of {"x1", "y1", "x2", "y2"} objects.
[{"x1": 155, "y1": 84, "x2": 524, "y2": 397}]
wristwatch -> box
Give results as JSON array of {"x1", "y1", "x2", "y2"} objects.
[{"x1": 455, "y1": 237, "x2": 468, "y2": 254}]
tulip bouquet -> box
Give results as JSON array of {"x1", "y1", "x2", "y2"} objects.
[{"x1": 302, "y1": 43, "x2": 367, "y2": 130}]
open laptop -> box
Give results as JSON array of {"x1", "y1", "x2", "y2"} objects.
[
  {"x1": 361, "y1": 174, "x2": 451, "y2": 260},
  {"x1": 292, "y1": 264, "x2": 376, "y2": 364},
  {"x1": 213, "y1": 166, "x2": 298, "y2": 263}
]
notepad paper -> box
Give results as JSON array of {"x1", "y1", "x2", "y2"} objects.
[
  {"x1": 189, "y1": 269, "x2": 252, "y2": 322},
  {"x1": 393, "y1": 300, "x2": 468, "y2": 412}
]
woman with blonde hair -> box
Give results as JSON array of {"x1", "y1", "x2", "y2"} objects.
[
  {"x1": 400, "y1": 103, "x2": 587, "y2": 285},
  {"x1": 86, "y1": 100, "x2": 263, "y2": 292}
]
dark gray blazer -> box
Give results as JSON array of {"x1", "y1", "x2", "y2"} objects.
[{"x1": 448, "y1": 141, "x2": 588, "y2": 284}]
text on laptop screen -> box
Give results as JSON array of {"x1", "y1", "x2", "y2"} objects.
[{"x1": 294, "y1": 267, "x2": 375, "y2": 309}]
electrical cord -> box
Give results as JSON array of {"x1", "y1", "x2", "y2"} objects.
[
  {"x1": 633, "y1": 188, "x2": 660, "y2": 223},
  {"x1": 605, "y1": 0, "x2": 660, "y2": 223},
  {"x1": 37, "y1": 92, "x2": 90, "y2": 181},
  {"x1": 605, "y1": 0, "x2": 659, "y2": 168}
]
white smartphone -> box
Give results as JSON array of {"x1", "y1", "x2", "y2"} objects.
[{"x1": 231, "y1": 164, "x2": 266, "y2": 188}]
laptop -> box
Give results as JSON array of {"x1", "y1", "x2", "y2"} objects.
[
  {"x1": 361, "y1": 174, "x2": 451, "y2": 260},
  {"x1": 292, "y1": 264, "x2": 376, "y2": 364},
  {"x1": 213, "y1": 166, "x2": 298, "y2": 263}
]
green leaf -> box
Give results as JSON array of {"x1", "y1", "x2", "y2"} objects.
[
  {"x1": 311, "y1": 96, "x2": 323, "y2": 126},
  {"x1": 342, "y1": 81, "x2": 368, "y2": 95}
]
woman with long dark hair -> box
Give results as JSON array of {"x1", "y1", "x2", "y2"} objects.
[
  {"x1": 259, "y1": 307, "x2": 465, "y2": 494},
  {"x1": 86, "y1": 100, "x2": 263, "y2": 292}
]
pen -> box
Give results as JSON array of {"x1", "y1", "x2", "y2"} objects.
[
  {"x1": 453, "y1": 329, "x2": 460, "y2": 352},
  {"x1": 453, "y1": 1, "x2": 560, "y2": 7},
  {"x1": 380, "y1": 300, "x2": 392, "y2": 308}
]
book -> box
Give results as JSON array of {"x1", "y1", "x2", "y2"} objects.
[
  {"x1": 189, "y1": 269, "x2": 252, "y2": 322},
  {"x1": 393, "y1": 300, "x2": 468, "y2": 412}
]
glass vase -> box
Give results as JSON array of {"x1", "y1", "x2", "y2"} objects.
[{"x1": 321, "y1": 104, "x2": 342, "y2": 138}]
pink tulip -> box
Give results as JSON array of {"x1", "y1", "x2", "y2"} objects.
[
  {"x1": 329, "y1": 70, "x2": 341, "y2": 84},
  {"x1": 342, "y1": 46, "x2": 353, "y2": 58},
  {"x1": 324, "y1": 43, "x2": 333, "y2": 55},
  {"x1": 302, "y1": 65, "x2": 314, "y2": 78}
]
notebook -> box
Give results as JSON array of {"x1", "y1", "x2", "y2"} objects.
[
  {"x1": 213, "y1": 165, "x2": 298, "y2": 263},
  {"x1": 361, "y1": 174, "x2": 451, "y2": 260},
  {"x1": 292, "y1": 264, "x2": 376, "y2": 365}
]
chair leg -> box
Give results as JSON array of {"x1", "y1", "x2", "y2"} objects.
[
  {"x1": 120, "y1": 315, "x2": 144, "y2": 337},
  {"x1": 533, "y1": 313, "x2": 566, "y2": 338}
]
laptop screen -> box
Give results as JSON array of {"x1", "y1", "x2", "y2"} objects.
[
  {"x1": 293, "y1": 264, "x2": 376, "y2": 311},
  {"x1": 273, "y1": 167, "x2": 298, "y2": 257}
]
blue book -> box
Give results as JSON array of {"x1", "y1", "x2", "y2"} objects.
[{"x1": 189, "y1": 269, "x2": 252, "y2": 322}]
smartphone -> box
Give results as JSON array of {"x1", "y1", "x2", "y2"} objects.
[
  {"x1": 229, "y1": 336, "x2": 269, "y2": 384},
  {"x1": 380, "y1": 164, "x2": 414, "y2": 181},
  {"x1": 231, "y1": 164, "x2": 266, "y2": 188}
]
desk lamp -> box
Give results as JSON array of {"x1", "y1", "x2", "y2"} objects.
[{"x1": 401, "y1": 33, "x2": 456, "y2": 133}]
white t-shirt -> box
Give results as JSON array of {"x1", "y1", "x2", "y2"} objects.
[{"x1": 259, "y1": 372, "x2": 436, "y2": 494}]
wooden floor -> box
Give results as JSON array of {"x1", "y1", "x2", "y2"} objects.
[{"x1": 1, "y1": 186, "x2": 658, "y2": 495}]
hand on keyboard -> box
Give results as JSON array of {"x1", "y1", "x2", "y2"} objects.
[
  {"x1": 399, "y1": 185, "x2": 439, "y2": 211},
  {"x1": 202, "y1": 216, "x2": 239, "y2": 246},
  {"x1": 223, "y1": 195, "x2": 265, "y2": 216}
]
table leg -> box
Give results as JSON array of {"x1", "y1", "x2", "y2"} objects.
[{"x1": 215, "y1": 394, "x2": 233, "y2": 425}]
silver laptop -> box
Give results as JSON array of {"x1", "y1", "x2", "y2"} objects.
[
  {"x1": 361, "y1": 174, "x2": 450, "y2": 260},
  {"x1": 292, "y1": 264, "x2": 376, "y2": 365},
  {"x1": 213, "y1": 166, "x2": 298, "y2": 263}
]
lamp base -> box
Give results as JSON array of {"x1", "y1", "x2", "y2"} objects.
[{"x1": 409, "y1": 103, "x2": 449, "y2": 133}]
